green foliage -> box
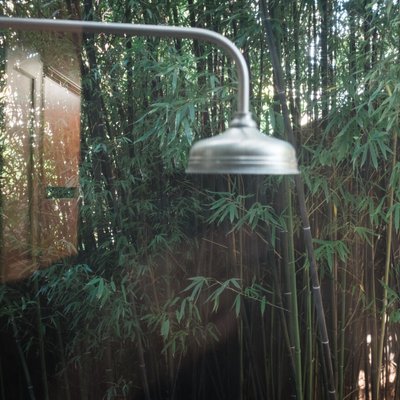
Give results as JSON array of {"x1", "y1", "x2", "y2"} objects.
[{"x1": 313, "y1": 239, "x2": 349, "y2": 273}]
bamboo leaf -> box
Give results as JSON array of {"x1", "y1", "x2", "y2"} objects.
[
  {"x1": 161, "y1": 317, "x2": 170, "y2": 340},
  {"x1": 233, "y1": 294, "x2": 241, "y2": 317}
]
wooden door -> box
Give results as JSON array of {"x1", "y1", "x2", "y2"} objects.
[
  {"x1": 1, "y1": 45, "x2": 80, "y2": 281},
  {"x1": 39, "y1": 69, "x2": 80, "y2": 267}
]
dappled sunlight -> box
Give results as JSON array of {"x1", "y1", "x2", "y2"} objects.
[
  {"x1": 358, "y1": 369, "x2": 367, "y2": 399},
  {"x1": 358, "y1": 334, "x2": 398, "y2": 400}
]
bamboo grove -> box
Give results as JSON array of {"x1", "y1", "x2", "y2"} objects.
[{"x1": 1, "y1": 0, "x2": 400, "y2": 399}]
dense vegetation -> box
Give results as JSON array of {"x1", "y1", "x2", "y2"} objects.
[{"x1": 1, "y1": 1, "x2": 400, "y2": 399}]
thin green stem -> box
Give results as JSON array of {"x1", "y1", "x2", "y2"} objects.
[
  {"x1": 376, "y1": 126, "x2": 397, "y2": 400},
  {"x1": 260, "y1": 8, "x2": 336, "y2": 400},
  {"x1": 283, "y1": 177, "x2": 304, "y2": 400},
  {"x1": 34, "y1": 277, "x2": 49, "y2": 400}
]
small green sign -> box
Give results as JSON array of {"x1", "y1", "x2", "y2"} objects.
[{"x1": 46, "y1": 186, "x2": 78, "y2": 199}]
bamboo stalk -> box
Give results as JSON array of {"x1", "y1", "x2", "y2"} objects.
[
  {"x1": 242, "y1": 304, "x2": 264, "y2": 398},
  {"x1": 281, "y1": 177, "x2": 303, "y2": 400},
  {"x1": 260, "y1": 9, "x2": 337, "y2": 400},
  {"x1": 376, "y1": 124, "x2": 397, "y2": 400},
  {"x1": 385, "y1": 341, "x2": 390, "y2": 399},
  {"x1": 264, "y1": 226, "x2": 297, "y2": 397},
  {"x1": 266, "y1": 292, "x2": 275, "y2": 399},
  {"x1": 368, "y1": 219, "x2": 378, "y2": 400},
  {"x1": 239, "y1": 193, "x2": 244, "y2": 400},
  {"x1": 55, "y1": 319, "x2": 71, "y2": 400},
  {"x1": 270, "y1": 237, "x2": 297, "y2": 377},
  {"x1": 330, "y1": 204, "x2": 338, "y2": 390},
  {"x1": 338, "y1": 255, "x2": 346, "y2": 400},
  {"x1": 129, "y1": 293, "x2": 151, "y2": 400},
  {"x1": 9, "y1": 312, "x2": 36, "y2": 400},
  {"x1": 303, "y1": 262, "x2": 313, "y2": 400},
  {"x1": 33, "y1": 277, "x2": 49, "y2": 400}
]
